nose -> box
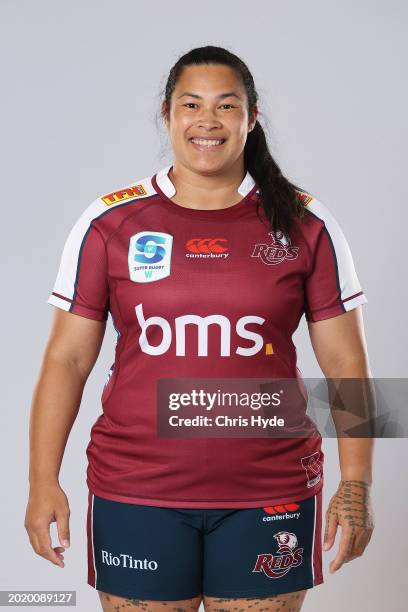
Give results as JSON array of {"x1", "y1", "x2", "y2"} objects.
[{"x1": 196, "y1": 108, "x2": 223, "y2": 130}]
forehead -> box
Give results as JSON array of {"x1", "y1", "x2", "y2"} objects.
[{"x1": 174, "y1": 64, "x2": 245, "y2": 96}]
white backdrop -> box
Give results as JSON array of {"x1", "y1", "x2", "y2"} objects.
[{"x1": 1, "y1": 1, "x2": 406, "y2": 610}]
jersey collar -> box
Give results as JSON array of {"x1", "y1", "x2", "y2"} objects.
[{"x1": 155, "y1": 164, "x2": 256, "y2": 197}]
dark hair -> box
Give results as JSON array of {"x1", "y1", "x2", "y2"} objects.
[{"x1": 160, "y1": 45, "x2": 309, "y2": 240}]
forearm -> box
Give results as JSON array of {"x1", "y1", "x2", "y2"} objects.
[
  {"x1": 326, "y1": 358, "x2": 375, "y2": 487},
  {"x1": 28, "y1": 355, "x2": 86, "y2": 487},
  {"x1": 337, "y1": 437, "x2": 374, "y2": 485}
]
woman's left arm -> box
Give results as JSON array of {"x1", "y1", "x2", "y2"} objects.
[{"x1": 307, "y1": 306, "x2": 375, "y2": 574}]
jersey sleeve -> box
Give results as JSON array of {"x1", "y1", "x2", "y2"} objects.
[
  {"x1": 47, "y1": 204, "x2": 109, "y2": 322},
  {"x1": 303, "y1": 202, "x2": 368, "y2": 323}
]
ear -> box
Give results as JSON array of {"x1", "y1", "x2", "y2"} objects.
[
  {"x1": 248, "y1": 105, "x2": 258, "y2": 132},
  {"x1": 161, "y1": 100, "x2": 169, "y2": 128}
]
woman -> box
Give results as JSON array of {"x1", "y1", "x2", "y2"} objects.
[{"x1": 25, "y1": 46, "x2": 374, "y2": 612}]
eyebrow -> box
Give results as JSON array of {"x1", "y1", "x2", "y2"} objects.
[{"x1": 177, "y1": 91, "x2": 242, "y2": 100}]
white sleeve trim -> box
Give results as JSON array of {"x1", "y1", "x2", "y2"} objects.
[
  {"x1": 47, "y1": 293, "x2": 71, "y2": 312},
  {"x1": 49, "y1": 198, "x2": 104, "y2": 303},
  {"x1": 343, "y1": 291, "x2": 368, "y2": 311},
  {"x1": 307, "y1": 197, "x2": 366, "y2": 304}
]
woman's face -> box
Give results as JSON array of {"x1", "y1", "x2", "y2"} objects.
[{"x1": 163, "y1": 64, "x2": 257, "y2": 175}]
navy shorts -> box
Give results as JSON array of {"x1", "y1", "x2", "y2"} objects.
[{"x1": 87, "y1": 490, "x2": 323, "y2": 600}]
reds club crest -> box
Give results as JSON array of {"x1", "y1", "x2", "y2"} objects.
[
  {"x1": 252, "y1": 531, "x2": 304, "y2": 579},
  {"x1": 251, "y1": 231, "x2": 299, "y2": 265},
  {"x1": 301, "y1": 451, "x2": 322, "y2": 488}
]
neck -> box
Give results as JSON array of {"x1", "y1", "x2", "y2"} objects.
[{"x1": 169, "y1": 160, "x2": 247, "y2": 210}]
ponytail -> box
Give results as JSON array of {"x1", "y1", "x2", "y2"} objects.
[{"x1": 245, "y1": 120, "x2": 305, "y2": 238}]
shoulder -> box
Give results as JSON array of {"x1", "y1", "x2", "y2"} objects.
[
  {"x1": 292, "y1": 188, "x2": 355, "y2": 262},
  {"x1": 295, "y1": 188, "x2": 343, "y2": 231},
  {"x1": 86, "y1": 173, "x2": 158, "y2": 222},
  {"x1": 66, "y1": 172, "x2": 159, "y2": 241},
  {"x1": 294, "y1": 188, "x2": 358, "y2": 270},
  {"x1": 97, "y1": 174, "x2": 157, "y2": 209}
]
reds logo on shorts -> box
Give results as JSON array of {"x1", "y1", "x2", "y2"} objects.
[{"x1": 252, "y1": 531, "x2": 304, "y2": 579}]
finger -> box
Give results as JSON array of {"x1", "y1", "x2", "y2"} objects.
[
  {"x1": 330, "y1": 527, "x2": 356, "y2": 573},
  {"x1": 26, "y1": 522, "x2": 65, "y2": 566},
  {"x1": 56, "y1": 508, "x2": 70, "y2": 549},
  {"x1": 54, "y1": 546, "x2": 65, "y2": 562},
  {"x1": 323, "y1": 511, "x2": 338, "y2": 551},
  {"x1": 54, "y1": 546, "x2": 65, "y2": 558},
  {"x1": 35, "y1": 529, "x2": 64, "y2": 567},
  {"x1": 346, "y1": 529, "x2": 372, "y2": 561},
  {"x1": 366, "y1": 528, "x2": 374, "y2": 546},
  {"x1": 32, "y1": 526, "x2": 65, "y2": 567}
]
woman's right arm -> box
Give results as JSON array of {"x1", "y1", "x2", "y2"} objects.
[{"x1": 24, "y1": 307, "x2": 106, "y2": 568}]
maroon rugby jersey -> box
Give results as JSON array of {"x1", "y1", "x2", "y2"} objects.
[{"x1": 47, "y1": 164, "x2": 368, "y2": 508}]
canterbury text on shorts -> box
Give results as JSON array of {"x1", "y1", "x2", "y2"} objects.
[{"x1": 86, "y1": 489, "x2": 323, "y2": 600}]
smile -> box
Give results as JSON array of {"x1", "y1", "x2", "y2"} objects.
[{"x1": 189, "y1": 138, "x2": 226, "y2": 149}]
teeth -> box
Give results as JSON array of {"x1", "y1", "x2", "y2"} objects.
[{"x1": 191, "y1": 138, "x2": 224, "y2": 147}]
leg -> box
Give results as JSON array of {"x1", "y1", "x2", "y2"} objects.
[
  {"x1": 98, "y1": 590, "x2": 203, "y2": 612},
  {"x1": 203, "y1": 589, "x2": 307, "y2": 612}
]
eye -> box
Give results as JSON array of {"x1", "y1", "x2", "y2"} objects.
[
  {"x1": 183, "y1": 103, "x2": 198, "y2": 109},
  {"x1": 220, "y1": 104, "x2": 235, "y2": 109}
]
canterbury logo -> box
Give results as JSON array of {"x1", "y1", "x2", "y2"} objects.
[
  {"x1": 263, "y1": 502, "x2": 300, "y2": 515},
  {"x1": 102, "y1": 183, "x2": 148, "y2": 206},
  {"x1": 186, "y1": 238, "x2": 228, "y2": 254}
]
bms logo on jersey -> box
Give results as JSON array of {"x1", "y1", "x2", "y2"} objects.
[
  {"x1": 252, "y1": 231, "x2": 299, "y2": 265},
  {"x1": 128, "y1": 232, "x2": 173, "y2": 283},
  {"x1": 135, "y1": 303, "x2": 267, "y2": 356}
]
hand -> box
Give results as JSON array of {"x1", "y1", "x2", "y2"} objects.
[
  {"x1": 24, "y1": 482, "x2": 71, "y2": 568},
  {"x1": 323, "y1": 479, "x2": 374, "y2": 573}
]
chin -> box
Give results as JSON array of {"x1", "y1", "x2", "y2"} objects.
[{"x1": 187, "y1": 158, "x2": 227, "y2": 175}]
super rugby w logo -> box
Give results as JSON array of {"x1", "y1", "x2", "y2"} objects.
[{"x1": 128, "y1": 231, "x2": 173, "y2": 283}]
